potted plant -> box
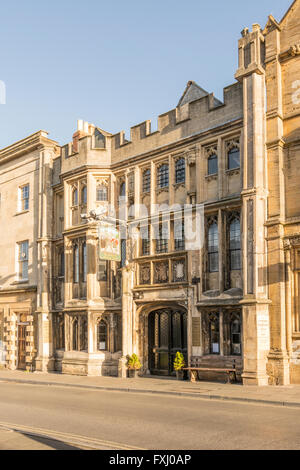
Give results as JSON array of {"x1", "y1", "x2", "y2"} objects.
[
  {"x1": 173, "y1": 352, "x2": 185, "y2": 380},
  {"x1": 126, "y1": 353, "x2": 142, "y2": 378}
]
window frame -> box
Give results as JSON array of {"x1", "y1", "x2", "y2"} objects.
[
  {"x1": 175, "y1": 158, "x2": 186, "y2": 184},
  {"x1": 157, "y1": 164, "x2": 169, "y2": 189},
  {"x1": 142, "y1": 169, "x2": 151, "y2": 193},
  {"x1": 228, "y1": 146, "x2": 240, "y2": 171},
  {"x1": 208, "y1": 221, "x2": 219, "y2": 273},
  {"x1": 229, "y1": 216, "x2": 241, "y2": 271},
  {"x1": 17, "y1": 240, "x2": 29, "y2": 281},
  {"x1": 19, "y1": 184, "x2": 30, "y2": 212},
  {"x1": 207, "y1": 154, "x2": 218, "y2": 176}
]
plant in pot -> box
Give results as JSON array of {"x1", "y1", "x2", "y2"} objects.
[
  {"x1": 126, "y1": 354, "x2": 142, "y2": 378},
  {"x1": 173, "y1": 352, "x2": 185, "y2": 380}
]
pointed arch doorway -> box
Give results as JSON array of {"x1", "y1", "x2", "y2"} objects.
[{"x1": 148, "y1": 308, "x2": 187, "y2": 376}]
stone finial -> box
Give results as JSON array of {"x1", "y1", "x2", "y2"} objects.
[
  {"x1": 252, "y1": 23, "x2": 261, "y2": 32},
  {"x1": 241, "y1": 27, "x2": 249, "y2": 37}
]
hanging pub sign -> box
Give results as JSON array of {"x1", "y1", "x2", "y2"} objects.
[{"x1": 98, "y1": 222, "x2": 121, "y2": 262}]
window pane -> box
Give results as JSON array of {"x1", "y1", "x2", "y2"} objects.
[
  {"x1": 209, "y1": 315, "x2": 220, "y2": 354},
  {"x1": 73, "y1": 189, "x2": 78, "y2": 206},
  {"x1": 208, "y1": 223, "x2": 219, "y2": 272},
  {"x1": 175, "y1": 159, "x2": 185, "y2": 184},
  {"x1": 120, "y1": 182, "x2": 126, "y2": 197},
  {"x1": 209, "y1": 252, "x2": 219, "y2": 272},
  {"x1": 121, "y1": 239, "x2": 126, "y2": 267},
  {"x1": 230, "y1": 219, "x2": 241, "y2": 270},
  {"x1": 97, "y1": 185, "x2": 108, "y2": 201},
  {"x1": 94, "y1": 129, "x2": 106, "y2": 149},
  {"x1": 228, "y1": 148, "x2": 240, "y2": 170},
  {"x1": 157, "y1": 164, "x2": 169, "y2": 188},
  {"x1": 174, "y1": 219, "x2": 185, "y2": 250},
  {"x1": 98, "y1": 321, "x2": 107, "y2": 350},
  {"x1": 82, "y1": 243, "x2": 87, "y2": 282},
  {"x1": 143, "y1": 170, "x2": 151, "y2": 193},
  {"x1": 208, "y1": 155, "x2": 218, "y2": 175},
  {"x1": 74, "y1": 245, "x2": 79, "y2": 282},
  {"x1": 81, "y1": 186, "x2": 87, "y2": 205}
]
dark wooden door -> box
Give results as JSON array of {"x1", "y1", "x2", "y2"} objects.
[
  {"x1": 18, "y1": 325, "x2": 26, "y2": 370},
  {"x1": 149, "y1": 309, "x2": 187, "y2": 376}
]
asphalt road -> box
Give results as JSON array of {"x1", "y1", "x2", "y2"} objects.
[{"x1": 0, "y1": 381, "x2": 299, "y2": 450}]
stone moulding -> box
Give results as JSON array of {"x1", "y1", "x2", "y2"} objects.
[{"x1": 279, "y1": 44, "x2": 300, "y2": 62}]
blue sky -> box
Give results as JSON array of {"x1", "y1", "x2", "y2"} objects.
[{"x1": 0, "y1": 0, "x2": 293, "y2": 148}]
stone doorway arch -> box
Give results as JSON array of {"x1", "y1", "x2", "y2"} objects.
[{"x1": 147, "y1": 307, "x2": 187, "y2": 376}]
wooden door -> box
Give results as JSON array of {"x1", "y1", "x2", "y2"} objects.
[{"x1": 18, "y1": 325, "x2": 26, "y2": 370}]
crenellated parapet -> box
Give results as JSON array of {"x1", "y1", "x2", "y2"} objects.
[{"x1": 110, "y1": 82, "x2": 243, "y2": 162}]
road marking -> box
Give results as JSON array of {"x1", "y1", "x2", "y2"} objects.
[{"x1": 0, "y1": 421, "x2": 145, "y2": 451}]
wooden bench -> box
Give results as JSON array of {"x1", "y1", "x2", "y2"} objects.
[{"x1": 183, "y1": 359, "x2": 237, "y2": 384}]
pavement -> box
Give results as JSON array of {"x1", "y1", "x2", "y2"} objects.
[
  {"x1": 0, "y1": 369, "x2": 299, "y2": 407},
  {"x1": 1, "y1": 379, "x2": 300, "y2": 450},
  {"x1": 0, "y1": 428, "x2": 86, "y2": 450}
]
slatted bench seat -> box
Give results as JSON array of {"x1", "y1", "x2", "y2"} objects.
[{"x1": 183, "y1": 358, "x2": 237, "y2": 384}]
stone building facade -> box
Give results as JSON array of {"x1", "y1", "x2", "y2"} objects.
[{"x1": 0, "y1": 0, "x2": 299, "y2": 385}]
